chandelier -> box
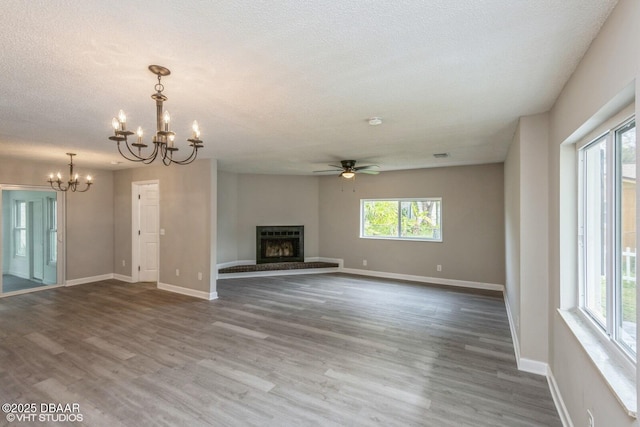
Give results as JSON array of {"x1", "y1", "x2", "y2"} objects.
[
  {"x1": 108, "y1": 65, "x2": 203, "y2": 166},
  {"x1": 47, "y1": 153, "x2": 93, "y2": 192}
]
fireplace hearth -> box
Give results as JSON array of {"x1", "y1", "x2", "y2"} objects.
[{"x1": 256, "y1": 226, "x2": 304, "y2": 264}]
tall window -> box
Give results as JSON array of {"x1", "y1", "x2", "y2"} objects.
[
  {"x1": 47, "y1": 197, "x2": 57, "y2": 263},
  {"x1": 579, "y1": 117, "x2": 636, "y2": 358},
  {"x1": 14, "y1": 200, "x2": 27, "y2": 257},
  {"x1": 361, "y1": 198, "x2": 442, "y2": 241}
]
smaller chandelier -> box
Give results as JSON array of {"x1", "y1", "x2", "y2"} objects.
[
  {"x1": 108, "y1": 65, "x2": 203, "y2": 166},
  {"x1": 47, "y1": 153, "x2": 93, "y2": 192}
]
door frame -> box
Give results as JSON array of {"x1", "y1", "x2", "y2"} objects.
[
  {"x1": 29, "y1": 199, "x2": 44, "y2": 282},
  {"x1": 0, "y1": 184, "x2": 65, "y2": 296},
  {"x1": 131, "y1": 180, "x2": 159, "y2": 283}
]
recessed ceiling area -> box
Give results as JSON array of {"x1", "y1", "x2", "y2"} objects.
[{"x1": 0, "y1": 1, "x2": 617, "y2": 174}]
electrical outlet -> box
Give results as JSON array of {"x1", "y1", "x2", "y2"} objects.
[
  {"x1": 122, "y1": 260, "x2": 126, "y2": 267},
  {"x1": 363, "y1": 259, "x2": 367, "y2": 266},
  {"x1": 437, "y1": 264, "x2": 442, "y2": 272},
  {"x1": 587, "y1": 409, "x2": 594, "y2": 427},
  {"x1": 176, "y1": 269, "x2": 180, "y2": 277},
  {"x1": 198, "y1": 272, "x2": 202, "y2": 281}
]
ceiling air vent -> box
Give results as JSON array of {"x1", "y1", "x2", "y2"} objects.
[{"x1": 433, "y1": 153, "x2": 449, "y2": 158}]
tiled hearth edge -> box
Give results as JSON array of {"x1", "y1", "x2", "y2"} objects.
[{"x1": 216, "y1": 257, "x2": 343, "y2": 279}]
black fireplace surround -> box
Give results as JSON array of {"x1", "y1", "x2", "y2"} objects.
[{"x1": 256, "y1": 225, "x2": 304, "y2": 264}]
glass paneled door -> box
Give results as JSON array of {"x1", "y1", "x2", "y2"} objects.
[{"x1": 1, "y1": 188, "x2": 60, "y2": 294}]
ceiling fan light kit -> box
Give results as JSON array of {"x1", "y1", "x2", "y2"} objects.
[
  {"x1": 314, "y1": 159, "x2": 380, "y2": 179},
  {"x1": 108, "y1": 65, "x2": 203, "y2": 166},
  {"x1": 341, "y1": 171, "x2": 356, "y2": 179}
]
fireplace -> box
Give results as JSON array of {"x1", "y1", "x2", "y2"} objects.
[{"x1": 256, "y1": 225, "x2": 304, "y2": 264}]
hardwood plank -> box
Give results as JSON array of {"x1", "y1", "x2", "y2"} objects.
[
  {"x1": 84, "y1": 336, "x2": 136, "y2": 360},
  {"x1": 24, "y1": 332, "x2": 65, "y2": 355},
  {"x1": 212, "y1": 321, "x2": 270, "y2": 339},
  {"x1": 198, "y1": 359, "x2": 276, "y2": 392}
]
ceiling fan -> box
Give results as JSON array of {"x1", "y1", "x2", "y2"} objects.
[{"x1": 314, "y1": 160, "x2": 380, "y2": 179}]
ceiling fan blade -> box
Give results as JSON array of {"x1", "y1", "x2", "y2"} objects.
[
  {"x1": 313, "y1": 169, "x2": 343, "y2": 173},
  {"x1": 358, "y1": 170, "x2": 380, "y2": 175},
  {"x1": 328, "y1": 164, "x2": 343, "y2": 169},
  {"x1": 354, "y1": 165, "x2": 379, "y2": 171}
]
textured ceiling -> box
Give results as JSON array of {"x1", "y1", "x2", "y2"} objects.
[{"x1": 0, "y1": 0, "x2": 617, "y2": 174}]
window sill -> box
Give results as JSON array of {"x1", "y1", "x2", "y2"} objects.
[
  {"x1": 359, "y1": 236, "x2": 442, "y2": 243},
  {"x1": 558, "y1": 308, "x2": 637, "y2": 418}
]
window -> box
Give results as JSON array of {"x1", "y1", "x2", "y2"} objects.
[
  {"x1": 47, "y1": 197, "x2": 57, "y2": 263},
  {"x1": 14, "y1": 200, "x2": 27, "y2": 257},
  {"x1": 579, "y1": 117, "x2": 636, "y2": 359},
  {"x1": 361, "y1": 198, "x2": 442, "y2": 241}
]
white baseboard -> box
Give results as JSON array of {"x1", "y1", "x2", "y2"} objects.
[
  {"x1": 547, "y1": 368, "x2": 574, "y2": 427},
  {"x1": 341, "y1": 268, "x2": 504, "y2": 292},
  {"x1": 504, "y1": 294, "x2": 571, "y2": 426},
  {"x1": 57, "y1": 273, "x2": 218, "y2": 301},
  {"x1": 0, "y1": 284, "x2": 64, "y2": 298},
  {"x1": 113, "y1": 274, "x2": 134, "y2": 283},
  {"x1": 157, "y1": 282, "x2": 218, "y2": 300},
  {"x1": 65, "y1": 273, "x2": 114, "y2": 287},
  {"x1": 503, "y1": 294, "x2": 522, "y2": 363},
  {"x1": 503, "y1": 293, "x2": 549, "y2": 376},
  {"x1": 518, "y1": 358, "x2": 549, "y2": 376}
]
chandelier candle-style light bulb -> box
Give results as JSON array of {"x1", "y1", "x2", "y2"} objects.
[
  {"x1": 163, "y1": 111, "x2": 170, "y2": 131},
  {"x1": 192, "y1": 121, "x2": 200, "y2": 139},
  {"x1": 107, "y1": 65, "x2": 204, "y2": 166},
  {"x1": 118, "y1": 110, "x2": 127, "y2": 129}
]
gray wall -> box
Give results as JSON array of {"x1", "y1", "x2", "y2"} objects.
[
  {"x1": 505, "y1": 113, "x2": 550, "y2": 364},
  {"x1": 65, "y1": 173, "x2": 114, "y2": 280},
  {"x1": 113, "y1": 159, "x2": 217, "y2": 293},
  {"x1": 217, "y1": 171, "x2": 239, "y2": 263},
  {"x1": 217, "y1": 173, "x2": 320, "y2": 262},
  {"x1": 544, "y1": 0, "x2": 639, "y2": 425},
  {"x1": 0, "y1": 157, "x2": 114, "y2": 281},
  {"x1": 504, "y1": 124, "x2": 521, "y2": 339},
  {"x1": 319, "y1": 164, "x2": 505, "y2": 285}
]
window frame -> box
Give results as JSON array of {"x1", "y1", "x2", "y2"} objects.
[
  {"x1": 47, "y1": 196, "x2": 57, "y2": 264},
  {"x1": 13, "y1": 199, "x2": 27, "y2": 257},
  {"x1": 359, "y1": 197, "x2": 443, "y2": 242},
  {"x1": 578, "y1": 116, "x2": 636, "y2": 361}
]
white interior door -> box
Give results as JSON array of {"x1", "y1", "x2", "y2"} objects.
[{"x1": 137, "y1": 183, "x2": 159, "y2": 282}]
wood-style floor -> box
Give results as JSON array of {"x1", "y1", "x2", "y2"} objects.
[{"x1": 0, "y1": 274, "x2": 561, "y2": 426}]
